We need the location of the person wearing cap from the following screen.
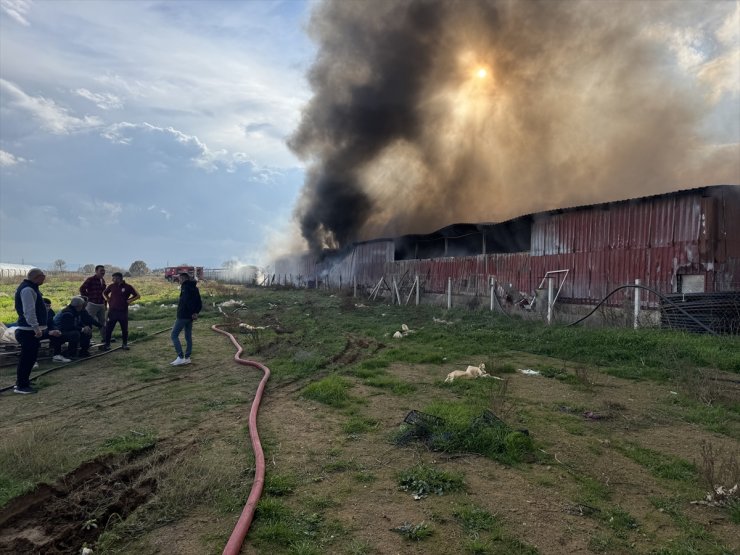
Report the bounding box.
[80,265,107,342]
[170,272,202,366]
[53,296,100,358]
[102,272,140,351]
[12,268,48,394]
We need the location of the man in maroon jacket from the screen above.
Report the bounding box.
[103,272,140,350]
[80,265,107,341]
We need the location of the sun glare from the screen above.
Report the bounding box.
[476,67,488,79]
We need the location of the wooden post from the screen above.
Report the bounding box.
[415,275,419,306]
[353,276,357,298]
[547,277,554,325]
[447,277,452,310]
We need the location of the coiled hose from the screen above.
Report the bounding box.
[211,324,271,555]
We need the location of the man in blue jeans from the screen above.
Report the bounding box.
[170,272,202,366]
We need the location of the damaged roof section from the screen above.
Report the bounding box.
[394,217,533,260]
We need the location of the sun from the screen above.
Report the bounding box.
[476,67,488,79]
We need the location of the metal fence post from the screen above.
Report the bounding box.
[415,275,420,306]
[547,276,554,325]
[447,277,452,310]
[634,279,641,329]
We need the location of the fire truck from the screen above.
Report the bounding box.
[165,265,204,283]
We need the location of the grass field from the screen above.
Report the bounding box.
[0,278,738,554]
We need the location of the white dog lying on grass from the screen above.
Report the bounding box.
[444,363,489,383]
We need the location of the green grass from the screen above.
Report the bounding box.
[250,498,345,552]
[391,521,433,541]
[0,424,78,506]
[397,464,465,498]
[102,430,157,454]
[264,473,298,496]
[300,375,353,408]
[616,444,696,482]
[408,400,535,464]
[453,504,500,533]
[363,373,416,394]
[649,496,733,554]
[604,506,639,535]
[452,505,540,555]
[341,415,378,434]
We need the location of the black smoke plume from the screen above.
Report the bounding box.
[289,0,739,252]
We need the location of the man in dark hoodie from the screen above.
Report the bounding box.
[170,272,202,366]
[13,268,48,394]
[53,296,101,358]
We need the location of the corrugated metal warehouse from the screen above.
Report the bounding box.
[274,184,740,307]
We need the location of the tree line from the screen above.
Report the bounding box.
[51,260,150,276]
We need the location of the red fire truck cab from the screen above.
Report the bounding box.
[165,265,204,283]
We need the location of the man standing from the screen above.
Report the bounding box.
[13,268,48,394]
[80,265,107,341]
[103,272,140,350]
[171,272,202,366]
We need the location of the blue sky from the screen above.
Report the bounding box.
[0,0,314,270]
[1,0,738,271]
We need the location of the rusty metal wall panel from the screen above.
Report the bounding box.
[531,218,544,256]
[719,188,740,259]
[608,203,630,250]
[353,240,394,285]
[674,195,702,244]
[545,217,559,255]
[651,197,675,247]
[628,201,652,248]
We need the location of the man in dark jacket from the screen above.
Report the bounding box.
[13,268,48,394]
[170,272,202,366]
[53,296,101,358]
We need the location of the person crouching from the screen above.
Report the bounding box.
[53,296,97,358]
[103,272,140,351]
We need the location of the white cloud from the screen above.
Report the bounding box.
[0,149,27,167]
[0,0,32,26]
[74,88,123,110]
[80,200,123,224]
[100,121,276,176]
[0,79,102,134]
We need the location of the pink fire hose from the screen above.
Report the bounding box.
[211,324,271,555]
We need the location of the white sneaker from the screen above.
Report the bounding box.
[170,356,187,366]
[182,357,191,365]
[32,362,39,369]
[53,355,72,363]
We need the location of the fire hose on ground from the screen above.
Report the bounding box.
[211,323,271,555]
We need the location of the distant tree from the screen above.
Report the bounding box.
[53,259,66,272]
[129,260,150,276]
[79,264,96,274]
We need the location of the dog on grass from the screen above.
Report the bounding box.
[444,363,488,383]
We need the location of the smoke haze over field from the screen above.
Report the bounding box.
[289,0,740,252]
